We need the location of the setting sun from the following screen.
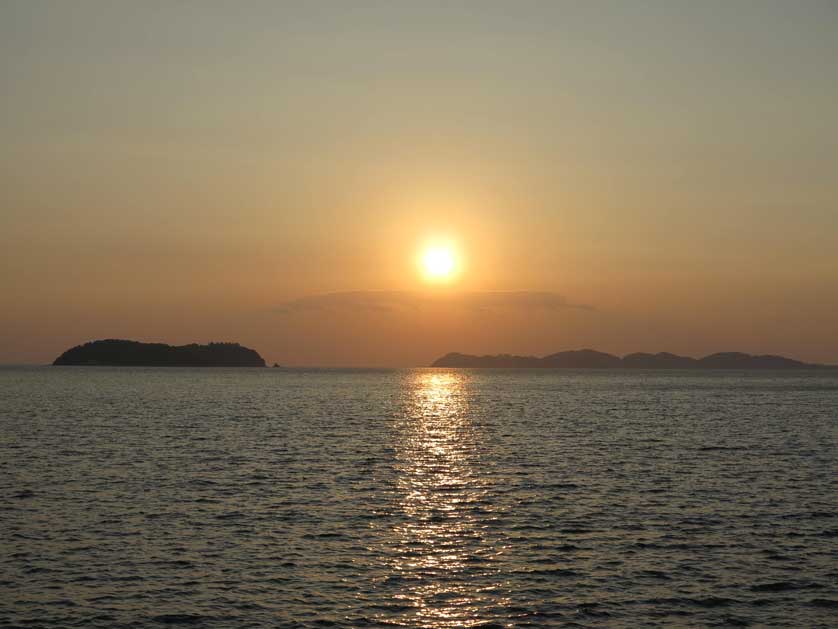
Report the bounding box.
[421,245,457,282]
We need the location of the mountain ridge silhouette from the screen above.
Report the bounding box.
[431,349,825,369]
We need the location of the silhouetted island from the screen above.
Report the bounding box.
[431,349,823,369]
[53,340,266,367]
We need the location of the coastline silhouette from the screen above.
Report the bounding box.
[51,341,828,369]
[53,340,266,367]
[432,349,824,369]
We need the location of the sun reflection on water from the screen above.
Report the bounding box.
[376,371,509,628]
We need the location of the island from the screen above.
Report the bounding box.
[53,340,266,367]
[431,349,824,369]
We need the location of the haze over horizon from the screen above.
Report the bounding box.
[2,1,837,367]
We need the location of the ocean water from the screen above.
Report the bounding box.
[1,366,836,628]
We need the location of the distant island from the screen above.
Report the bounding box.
[53,340,266,367]
[431,349,825,369]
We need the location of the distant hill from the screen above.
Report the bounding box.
[431,349,821,369]
[543,349,622,368]
[53,340,266,367]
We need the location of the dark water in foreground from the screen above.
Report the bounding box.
[1,367,837,628]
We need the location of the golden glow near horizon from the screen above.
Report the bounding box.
[420,244,459,283]
[2,3,838,366]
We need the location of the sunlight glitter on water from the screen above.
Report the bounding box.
[375,372,511,627]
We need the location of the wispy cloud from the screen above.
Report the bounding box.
[276,290,592,315]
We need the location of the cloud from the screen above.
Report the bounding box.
[275,290,592,315]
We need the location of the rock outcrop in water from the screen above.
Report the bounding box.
[431,349,821,369]
[53,339,266,367]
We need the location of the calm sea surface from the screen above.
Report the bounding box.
[1,367,837,628]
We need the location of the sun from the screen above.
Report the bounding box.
[420,245,458,282]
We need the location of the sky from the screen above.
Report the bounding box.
[2,0,837,366]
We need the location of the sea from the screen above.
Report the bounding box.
[1,366,836,628]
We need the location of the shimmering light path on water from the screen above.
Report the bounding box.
[1,367,837,627]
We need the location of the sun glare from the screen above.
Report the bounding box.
[421,245,457,282]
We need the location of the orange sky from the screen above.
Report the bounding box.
[2,2,837,366]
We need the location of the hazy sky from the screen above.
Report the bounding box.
[2,1,837,366]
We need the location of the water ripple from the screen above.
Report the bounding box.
[1,366,837,627]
